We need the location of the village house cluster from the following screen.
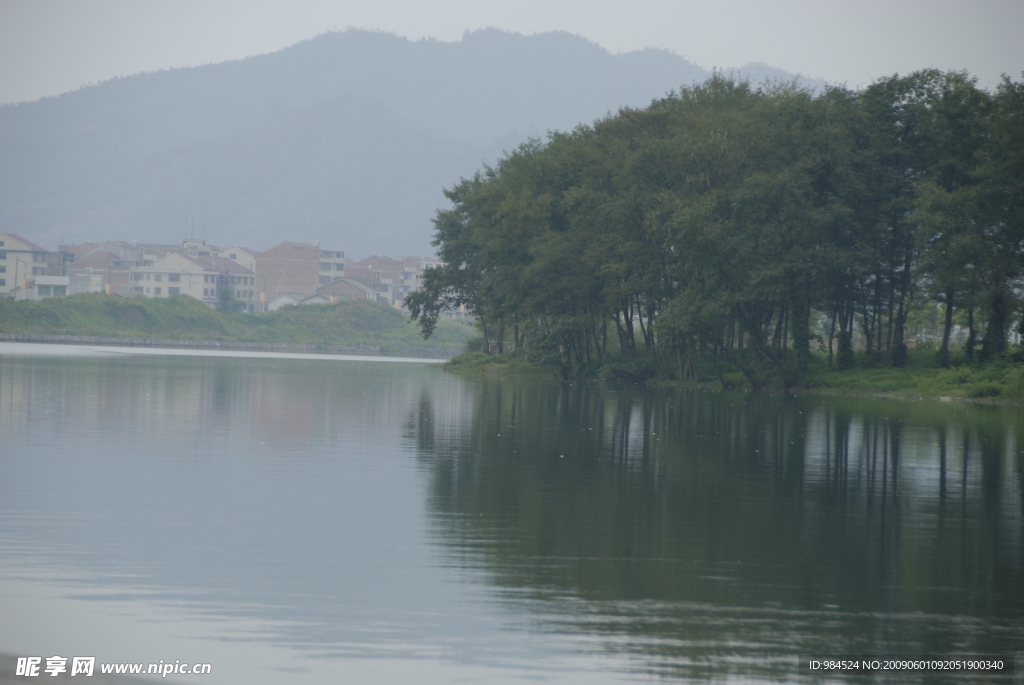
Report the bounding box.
[0,232,449,313]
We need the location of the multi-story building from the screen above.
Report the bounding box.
[254,242,345,309]
[7,233,449,316]
[128,252,257,312]
[222,246,258,273]
[0,233,50,296]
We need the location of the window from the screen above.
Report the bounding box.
[248,290,253,298]
[32,267,45,275]
[154,274,162,282]
[169,273,180,282]
[168,287,180,295]
[0,252,6,260]
[38,285,52,296]
[0,266,4,273]
[229,253,237,260]
[319,276,332,285]
[154,287,161,295]
[0,240,3,246]
[145,287,150,294]
[320,262,331,271]
[33,253,46,262]
[0,279,5,286]
[53,286,66,296]
[145,273,151,280]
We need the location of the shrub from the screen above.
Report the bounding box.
[446,351,490,367]
[937,366,976,386]
[598,358,656,384]
[1003,366,1024,398]
[968,382,1003,398]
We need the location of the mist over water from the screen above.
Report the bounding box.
[1,345,1021,683]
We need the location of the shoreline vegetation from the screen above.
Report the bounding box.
[0,294,472,357]
[407,72,1024,402]
[441,346,1024,403]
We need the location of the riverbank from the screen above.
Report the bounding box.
[0,334,457,359]
[442,349,1024,403]
[0,294,470,358]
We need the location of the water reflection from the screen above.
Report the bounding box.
[411,381,1024,680]
[1,348,1022,683]
[1,352,505,682]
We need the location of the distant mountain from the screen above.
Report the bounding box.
[0,29,825,258]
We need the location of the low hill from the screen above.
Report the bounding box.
[0,294,473,354]
[0,29,823,257]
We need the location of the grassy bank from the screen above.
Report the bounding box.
[0,294,474,353]
[442,346,1024,402]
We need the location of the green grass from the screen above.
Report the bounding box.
[800,349,1024,401]
[441,344,1024,402]
[443,349,560,376]
[0,294,474,352]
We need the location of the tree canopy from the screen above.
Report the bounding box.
[409,71,1024,385]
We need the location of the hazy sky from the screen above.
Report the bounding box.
[1,0,1022,106]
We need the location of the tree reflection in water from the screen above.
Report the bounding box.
[409,380,1024,681]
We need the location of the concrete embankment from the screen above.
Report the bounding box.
[0,334,459,359]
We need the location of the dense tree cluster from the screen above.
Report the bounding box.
[409,71,1024,384]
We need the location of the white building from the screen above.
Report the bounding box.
[128,252,257,311]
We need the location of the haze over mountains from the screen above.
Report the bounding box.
[0,29,824,258]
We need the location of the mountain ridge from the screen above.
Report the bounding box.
[0,29,825,257]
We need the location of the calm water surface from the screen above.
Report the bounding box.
[1,343,1022,683]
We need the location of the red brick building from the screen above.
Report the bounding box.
[255,242,345,309]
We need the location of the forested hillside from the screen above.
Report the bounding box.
[0,29,820,257]
[409,71,1024,388]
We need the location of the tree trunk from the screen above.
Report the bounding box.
[982,282,1010,358]
[938,288,954,367]
[480,315,492,355]
[827,309,836,368]
[791,279,810,374]
[966,305,976,360]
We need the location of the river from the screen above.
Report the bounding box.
[1,343,1021,683]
